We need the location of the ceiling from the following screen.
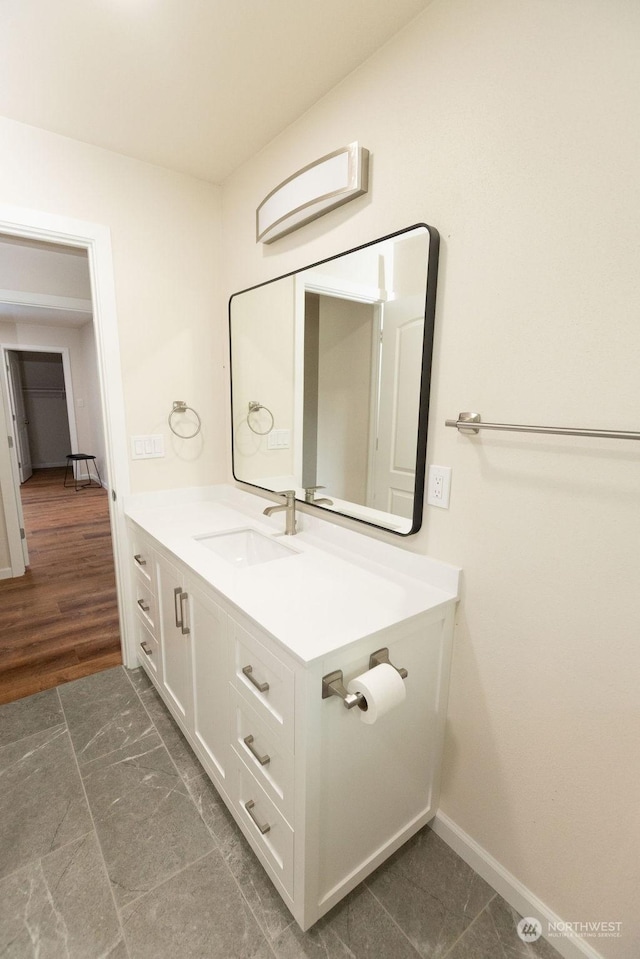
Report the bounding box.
[0,0,432,184]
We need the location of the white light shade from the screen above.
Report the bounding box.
[256,142,369,244]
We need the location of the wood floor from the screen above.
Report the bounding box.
[0,468,122,704]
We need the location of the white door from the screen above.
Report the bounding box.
[190,582,229,790]
[6,352,32,483]
[157,553,193,725]
[1,351,29,567]
[371,295,424,519]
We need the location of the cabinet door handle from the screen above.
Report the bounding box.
[134,553,147,566]
[173,587,190,634]
[137,598,150,613]
[244,799,270,835]
[179,591,190,635]
[140,641,153,656]
[242,665,269,693]
[243,734,270,766]
[173,586,182,627]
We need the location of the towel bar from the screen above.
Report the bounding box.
[445,412,640,442]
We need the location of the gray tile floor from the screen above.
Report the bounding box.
[0,666,561,959]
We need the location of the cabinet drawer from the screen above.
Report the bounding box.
[131,535,154,590]
[134,577,157,631]
[136,618,160,680]
[233,756,294,899]
[230,686,294,825]
[231,619,294,750]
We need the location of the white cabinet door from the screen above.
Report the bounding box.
[156,553,193,726]
[189,581,229,792]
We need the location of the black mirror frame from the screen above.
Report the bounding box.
[229,222,440,536]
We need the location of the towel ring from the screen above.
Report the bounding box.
[168,401,202,439]
[247,400,274,436]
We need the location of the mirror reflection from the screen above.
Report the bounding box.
[229,223,439,535]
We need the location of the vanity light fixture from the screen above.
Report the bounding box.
[256,142,369,244]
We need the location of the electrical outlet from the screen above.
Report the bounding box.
[427,465,452,508]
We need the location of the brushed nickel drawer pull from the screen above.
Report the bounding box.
[244,799,270,835]
[242,665,269,693]
[174,587,191,634]
[174,586,183,628]
[140,641,153,656]
[179,591,190,635]
[244,734,270,766]
[134,553,147,566]
[137,598,150,613]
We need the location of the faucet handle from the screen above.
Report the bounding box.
[276,489,297,502]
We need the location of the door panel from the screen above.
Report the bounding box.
[157,554,192,724]
[372,295,423,517]
[7,352,32,483]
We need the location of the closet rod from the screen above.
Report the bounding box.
[445,412,640,442]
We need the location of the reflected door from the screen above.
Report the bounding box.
[371,295,424,518]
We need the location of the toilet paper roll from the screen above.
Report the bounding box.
[346,662,406,724]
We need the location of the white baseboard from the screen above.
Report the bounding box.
[431,812,604,959]
[0,566,13,580]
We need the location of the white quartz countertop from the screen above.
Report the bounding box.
[125,486,460,664]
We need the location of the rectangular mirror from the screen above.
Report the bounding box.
[229,223,439,535]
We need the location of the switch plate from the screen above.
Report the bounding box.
[131,434,165,459]
[427,465,452,508]
[267,429,290,450]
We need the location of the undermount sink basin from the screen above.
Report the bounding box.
[194,528,298,568]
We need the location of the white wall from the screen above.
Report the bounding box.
[0,236,91,298]
[0,115,224,564]
[80,323,106,475]
[230,276,296,484]
[220,1,640,956]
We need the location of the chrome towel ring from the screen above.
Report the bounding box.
[168,401,202,439]
[247,400,274,436]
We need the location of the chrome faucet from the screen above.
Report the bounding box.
[263,490,297,535]
[304,485,333,506]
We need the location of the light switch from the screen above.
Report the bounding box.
[131,434,166,459]
[267,429,290,450]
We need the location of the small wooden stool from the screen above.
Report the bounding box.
[64,454,102,491]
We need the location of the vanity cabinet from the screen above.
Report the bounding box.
[126,507,458,931]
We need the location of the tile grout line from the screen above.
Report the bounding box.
[0,719,92,886]
[439,893,499,959]
[486,899,523,959]
[0,825,96,887]
[362,881,431,958]
[124,665,282,955]
[0,718,67,751]
[118,847,219,914]
[56,684,133,959]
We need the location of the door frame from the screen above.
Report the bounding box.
[0,203,133,665]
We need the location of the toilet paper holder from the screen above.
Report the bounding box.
[322,647,408,709]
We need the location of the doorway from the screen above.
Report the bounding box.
[4,349,76,483]
[0,207,132,702]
